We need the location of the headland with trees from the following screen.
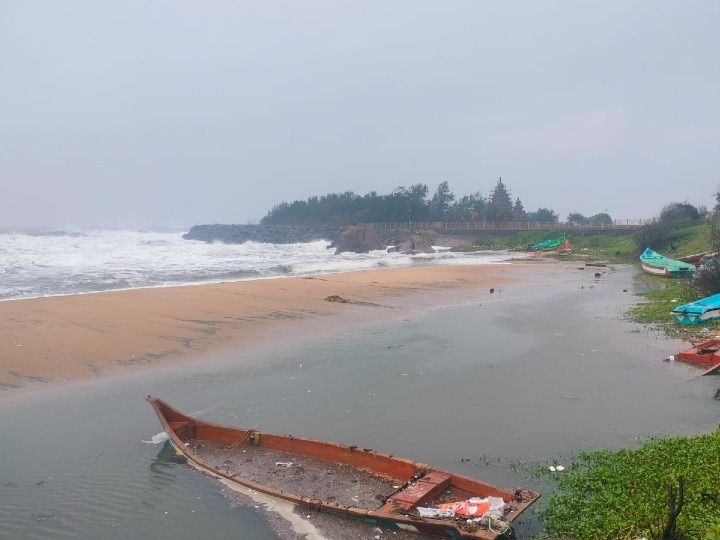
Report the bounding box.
[261,177,614,227]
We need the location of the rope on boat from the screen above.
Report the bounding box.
[229,426,258,449]
[487,516,510,535]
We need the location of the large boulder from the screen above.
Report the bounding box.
[392,235,435,254]
[334,227,383,255]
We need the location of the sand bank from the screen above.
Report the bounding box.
[0,261,575,391]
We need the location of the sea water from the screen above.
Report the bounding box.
[2,233,720,539]
[0,226,518,301]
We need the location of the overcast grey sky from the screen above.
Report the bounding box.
[2,1,718,228]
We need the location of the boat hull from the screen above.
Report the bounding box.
[639,248,695,278]
[677,338,720,365]
[672,293,720,325]
[147,396,539,540]
[641,261,672,276]
[673,309,720,325]
[555,239,573,254]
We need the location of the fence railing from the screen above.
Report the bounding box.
[366,219,653,231]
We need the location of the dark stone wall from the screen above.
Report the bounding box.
[182,224,406,246]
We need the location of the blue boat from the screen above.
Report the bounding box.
[673,293,720,325]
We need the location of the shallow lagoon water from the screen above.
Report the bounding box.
[2,265,719,539]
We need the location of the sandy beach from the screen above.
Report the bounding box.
[5,259,720,540]
[0,262,570,392]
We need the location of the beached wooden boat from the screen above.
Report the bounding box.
[555,238,573,255]
[529,232,566,252]
[676,338,720,366]
[680,251,720,264]
[147,396,539,539]
[673,293,720,325]
[639,248,695,277]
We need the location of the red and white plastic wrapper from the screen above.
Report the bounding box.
[438,499,489,516]
[418,496,505,518]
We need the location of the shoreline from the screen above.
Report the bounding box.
[0,262,577,395]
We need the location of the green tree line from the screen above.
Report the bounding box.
[261,178,609,226]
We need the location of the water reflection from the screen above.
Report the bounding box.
[149,440,187,490]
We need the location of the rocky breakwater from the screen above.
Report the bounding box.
[183,224,348,244]
[182,224,442,254]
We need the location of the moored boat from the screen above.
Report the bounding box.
[673,293,720,325]
[529,232,566,252]
[676,338,720,365]
[639,248,695,277]
[147,396,540,539]
[555,238,573,255]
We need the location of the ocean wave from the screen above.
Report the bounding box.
[0,228,522,301]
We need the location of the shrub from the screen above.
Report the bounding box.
[710,212,720,250]
[692,264,720,297]
[660,203,701,227]
[540,428,720,539]
[634,222,674,252]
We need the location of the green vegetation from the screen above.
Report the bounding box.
[628,275,696,324]
[625,274,720,339]
[668,224,713,256]
[568,233,638,263]
[539,429,720,539]
[621,221,717,336]
[490,231,638,263]
[261,178,586,225]
[568,212,613,225]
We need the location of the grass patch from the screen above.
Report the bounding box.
[471,231,638,262]
[628,276,697,325]
[539,428,720,540]
[665,224,712,257]
[626,274,720,340]
[563,234,637,263]
[466,222,713,264]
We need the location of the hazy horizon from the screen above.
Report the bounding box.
[2,1,718,229]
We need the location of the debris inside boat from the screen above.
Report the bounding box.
[185,439,533,535]
[188,440,399,510]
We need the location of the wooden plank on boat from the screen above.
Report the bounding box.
[381,471,452,511]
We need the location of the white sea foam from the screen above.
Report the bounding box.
[0,227,522,301]
[142,431,169,445]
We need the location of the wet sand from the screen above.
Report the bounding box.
[0,262,570,392]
